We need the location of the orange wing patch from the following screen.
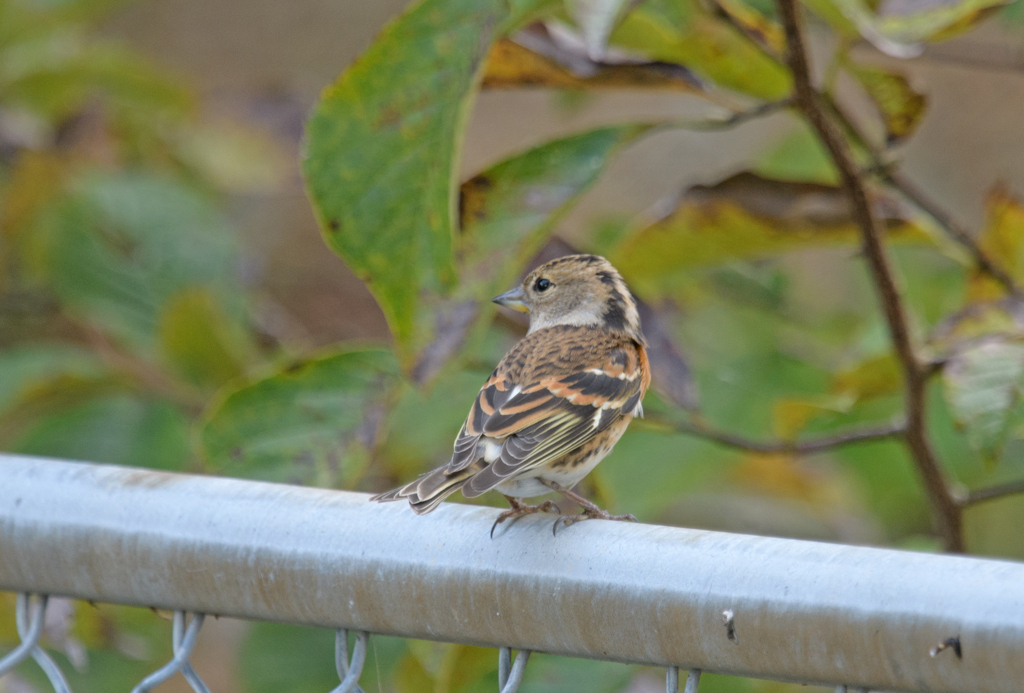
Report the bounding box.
[447,330,650,488]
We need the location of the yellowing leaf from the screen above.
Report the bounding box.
[773,400,822,441]
[158,289,251,388]
[968,187,1024,301]
[0,345,104,416]
[0,593,16,646]
[481,37,704,92]
[0,150,67,240]
[772,396,850,440]
[931,299,1024,354]
[4,36,194,121]
[403,641,497,693]
[611,8,792,99]
[174,121,289,194]
[832,353,902,401]
[731,453,851,510]
[846,62,927,143]
[733,453,814,500]
[614,172,929,282]
[0,373,131,445]
[396,650,436,693]
[711,0,786,55]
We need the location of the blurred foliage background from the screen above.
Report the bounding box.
[3,0,1024,690]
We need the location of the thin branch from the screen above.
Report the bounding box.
[912,49,1024,76]
[672,419,905,454]
[668,99,791,131]
[776,0,965,552]
[708,0,783,62]
[818,93,1023,297]
[962,479,1024,507]
[882,169,1022,296]
[701,0,1020,297]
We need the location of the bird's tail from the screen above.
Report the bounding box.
[370,465,476,515]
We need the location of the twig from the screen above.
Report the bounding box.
[961,479,1024,507]
[701,0,1019,296]
[707,0,783,62]
[882,170,1021,296]
[818,93,1022,297]
[668,99,791,131]
[776,0,965,552]
[672,419,905,454]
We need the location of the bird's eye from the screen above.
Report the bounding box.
[534,278,552,292]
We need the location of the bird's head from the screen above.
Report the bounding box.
[492,254,644,342]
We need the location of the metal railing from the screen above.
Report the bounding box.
[1,453,1023,693]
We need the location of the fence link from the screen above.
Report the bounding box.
[2,454,1024,693]
[333,629,367,693]
[131,611,209,693]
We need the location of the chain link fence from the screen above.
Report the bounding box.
[2,454,1023,693]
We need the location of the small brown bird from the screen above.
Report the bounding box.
[371,254,650,534]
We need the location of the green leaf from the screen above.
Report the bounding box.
[303,0,554,363]
[0,372,132,446]
[846,61,927,143]
[34,170,240,346]
[415,125,650,384]
[613,172,930,285]
[460,124,651,295]
[11,394,191,471]
[756,125,838,185]
[0,344,103,415]
[518,655,635,693]
[240,623,407,693]
[943,337,1024,464]
[609,6,792,100]
[1,33,193,121]
[200,347,399,487]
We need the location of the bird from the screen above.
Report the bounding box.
[370,254,650,534]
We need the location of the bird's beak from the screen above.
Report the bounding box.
[492,285,528,312]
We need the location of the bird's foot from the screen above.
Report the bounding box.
[491,498,561,538]
[536,479,637,534]
[552,507,638,535]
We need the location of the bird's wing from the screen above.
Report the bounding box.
[449,334,648,497]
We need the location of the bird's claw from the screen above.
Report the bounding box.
[490,500,561,538]
[551,509,638,535]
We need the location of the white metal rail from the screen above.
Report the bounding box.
[1,454,1023,693]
